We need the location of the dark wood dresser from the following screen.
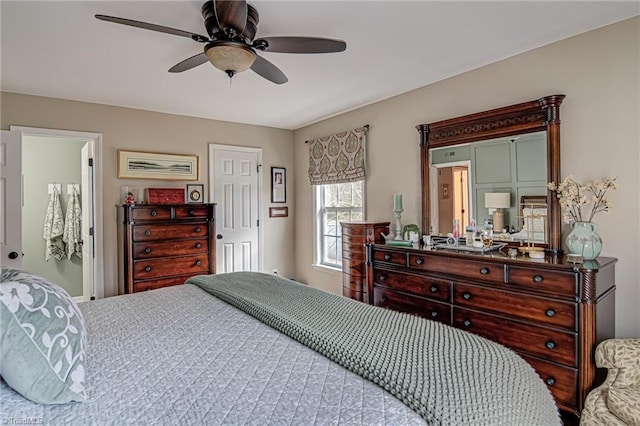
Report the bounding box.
[365,243,616,417]
[117,203,216,293]
[340,222,390,302]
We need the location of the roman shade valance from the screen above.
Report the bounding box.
[307,126,368,185]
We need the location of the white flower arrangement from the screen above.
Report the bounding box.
[547,176,617,224]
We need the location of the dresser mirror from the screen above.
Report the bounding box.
[416,95,566,253]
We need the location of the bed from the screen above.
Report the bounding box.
[0,269,560,425]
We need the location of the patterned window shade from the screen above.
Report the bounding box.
[307,126,368,185]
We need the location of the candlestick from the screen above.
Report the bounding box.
[394,193,403,211]
[394,208,403,240]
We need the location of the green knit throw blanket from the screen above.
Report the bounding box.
[187,272,560,425]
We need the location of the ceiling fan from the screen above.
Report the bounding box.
[95,0,346,84]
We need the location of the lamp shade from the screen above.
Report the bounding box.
[485,192,511,209]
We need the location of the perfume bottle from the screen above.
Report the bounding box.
[481,219,494,247]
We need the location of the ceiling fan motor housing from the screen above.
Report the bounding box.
[201,1,259,43]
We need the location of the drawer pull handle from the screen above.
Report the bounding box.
[416,258,424,265]
[144,247,152,254]
[150,210,157,217]
[430,286,438,293]
[189,210,196,216]
[430,311,438,318]
[462,319,472,327]
[384,254,391,261]
[480,267,489,275]
[144,230,151,236]
[379,275,386,281]
[195,243,202,249]
[463,292,472,300]
[546,309,556,317]
[533,275,544,283]
[545,377,556,386]
[195,227,202,233]
[196,260,202,266]
[545,340,556,350]
[144,266,152,272]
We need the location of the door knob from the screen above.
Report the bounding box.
[8,252,19,260]
[216,234,223,240]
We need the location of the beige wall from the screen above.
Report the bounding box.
[293,17,640,337]
[1,94,296,297]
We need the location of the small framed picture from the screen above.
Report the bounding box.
[186,184,204,204]
[271,167,286,203]
[269,206,288,218]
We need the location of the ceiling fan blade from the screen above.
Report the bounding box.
[256,36,346,54]
[168,53,209,73]
[213,0,247,35]
[95,15,210,42]
[250,55,288,85]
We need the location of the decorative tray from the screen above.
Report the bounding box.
[433,242,507,253]
[385,240,414,247]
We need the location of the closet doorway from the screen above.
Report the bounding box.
[9,126,104,301]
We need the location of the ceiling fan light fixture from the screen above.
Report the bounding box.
[205,42,256,76]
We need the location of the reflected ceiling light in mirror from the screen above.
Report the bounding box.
[485,192,511,232]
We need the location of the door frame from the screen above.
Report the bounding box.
[10,125,104,300]
[208,143,263,272]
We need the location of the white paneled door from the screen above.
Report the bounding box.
[210,145,261,273]
[1,130,22,269]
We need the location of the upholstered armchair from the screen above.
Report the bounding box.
[581,338,640,426]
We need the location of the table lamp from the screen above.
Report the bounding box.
[485,192,511,232]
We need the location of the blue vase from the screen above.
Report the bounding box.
[566,221,602,260]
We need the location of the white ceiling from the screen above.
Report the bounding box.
[2,1,638,130]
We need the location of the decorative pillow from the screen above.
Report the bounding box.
[0,268,86,404]
[607,385,640,426]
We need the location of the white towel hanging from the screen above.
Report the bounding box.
[43,185,65,261]
[63,185,83,260]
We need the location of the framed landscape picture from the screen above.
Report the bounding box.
[118,150,198,180]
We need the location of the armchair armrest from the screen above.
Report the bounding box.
[595,339,640,370]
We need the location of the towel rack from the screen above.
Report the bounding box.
[47,183,61,195]
[67,183,80,195]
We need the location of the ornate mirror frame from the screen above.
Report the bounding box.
[416,94,566,253]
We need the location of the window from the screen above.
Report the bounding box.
[315,181,364,268]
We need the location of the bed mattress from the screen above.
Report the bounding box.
[0,284,423,425]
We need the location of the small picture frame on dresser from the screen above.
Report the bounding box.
[186,184,204,204]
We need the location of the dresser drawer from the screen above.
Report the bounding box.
[342,233,365,246]
[133,254,209,279]
[342,245,365,260]
[453,308,577,366]
[133,222,208,241]
[175,206,209,219]
[410,255,504,284]
[373,269,451,302]
[132,206,172,221]
[343,273,364,291]
[133,274,202,292]
[373,249,406,266]
[133,238,208,259]
[374,287,450,324]
[522,355,578,407]
[508,266,578,298]
[453,283,576,330]
[342,256,366,277]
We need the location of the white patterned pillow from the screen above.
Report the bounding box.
[0,269,86,404]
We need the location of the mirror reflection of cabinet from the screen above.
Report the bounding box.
[417,95,565,253]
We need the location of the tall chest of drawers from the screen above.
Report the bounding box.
[340,222,390,302]
[366,244,616,417]
[118,203,216,293]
